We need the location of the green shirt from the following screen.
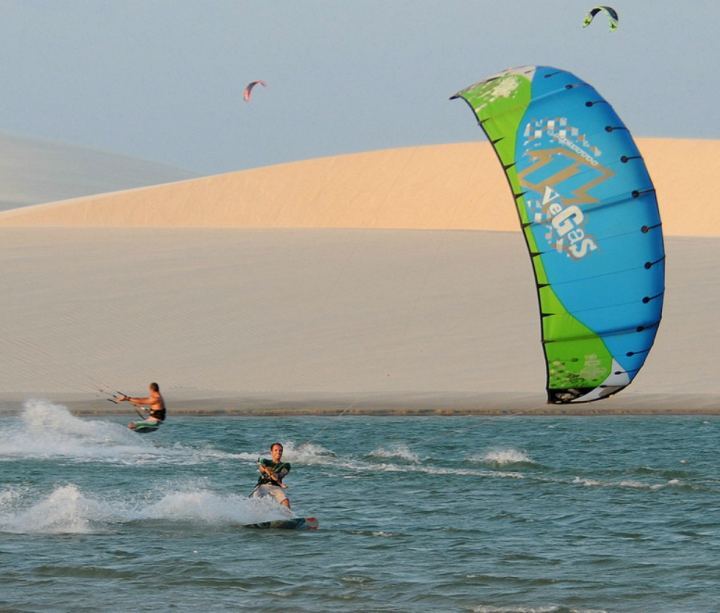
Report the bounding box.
[257,458,291,486]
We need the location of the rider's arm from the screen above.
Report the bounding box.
[257,459,274,478]
[258,460,288,487]
[120,392,159,407]
[125,396,152,406]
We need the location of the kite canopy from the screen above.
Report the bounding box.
[583,6,619,30]
[243,80,267,102]
[452,66,664,404]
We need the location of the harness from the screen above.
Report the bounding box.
[149,407,166,421]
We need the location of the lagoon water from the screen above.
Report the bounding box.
[1,400,719,612]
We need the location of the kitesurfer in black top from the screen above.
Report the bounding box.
[117,382,166,430]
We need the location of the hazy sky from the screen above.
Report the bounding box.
[0,1,716,174]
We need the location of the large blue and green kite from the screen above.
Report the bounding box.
[453,66,665,403]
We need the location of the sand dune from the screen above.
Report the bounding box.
[0,138,717,235]
[0,132,195,213]
[1,139,718,413]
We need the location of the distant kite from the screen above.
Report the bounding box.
[243,80,267,102]
[583,6,619,31]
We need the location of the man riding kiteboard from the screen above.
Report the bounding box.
[252,442,291,509]
[116,382,166,431]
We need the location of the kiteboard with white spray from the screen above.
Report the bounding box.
[245,454,319,530]
[105,390,161,433]
[131,419,160,434]
[245,517,319,530]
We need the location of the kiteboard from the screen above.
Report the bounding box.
[246,517,318,530]
[129,406,160,433]
[132,423,160,434]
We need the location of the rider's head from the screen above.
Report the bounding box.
[149,382,159,392]
[270,442,283,461]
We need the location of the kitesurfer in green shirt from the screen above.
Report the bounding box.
[252,442,291,509]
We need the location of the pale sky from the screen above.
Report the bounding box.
[0,1,715,174]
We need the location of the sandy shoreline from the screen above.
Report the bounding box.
[2,391,719,416]
[1,229,718,415]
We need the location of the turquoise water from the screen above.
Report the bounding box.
[1,400,719,612]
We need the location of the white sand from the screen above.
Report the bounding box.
[0,229,716,414]
[0,140,717,414]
